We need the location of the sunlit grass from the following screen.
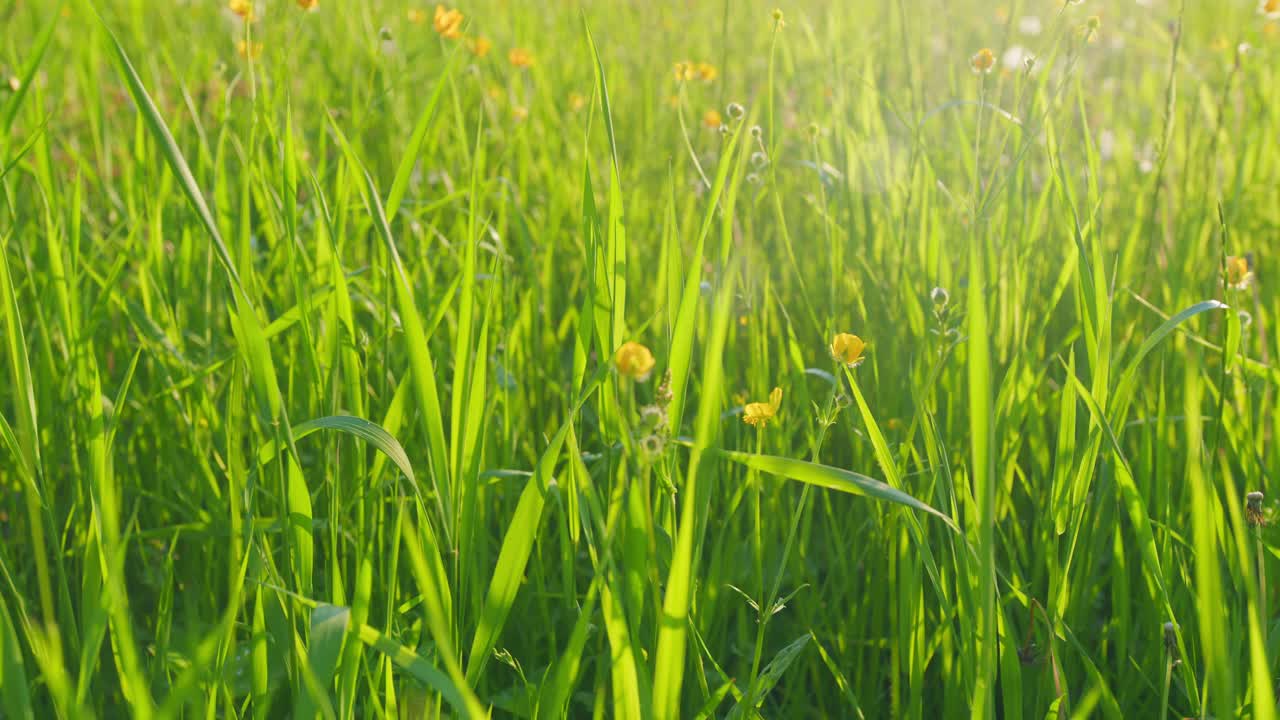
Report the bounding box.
[1,0,1279,717]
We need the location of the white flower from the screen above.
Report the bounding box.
[1001,46,1035,72]
[1098,130,1115,161]
[1135,143,1156,174]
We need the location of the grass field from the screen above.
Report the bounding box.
[1,0,1279,717]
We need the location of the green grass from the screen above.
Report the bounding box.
[2,0,1280,717]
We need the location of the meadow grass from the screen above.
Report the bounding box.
[1,0,1279,717]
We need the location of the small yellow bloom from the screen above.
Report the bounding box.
[673,61,696,82]
[697,62,718,82]
[512,105,529,122]
[971,48,996,74]
[702,109,723,128]
[1226,255,1253,290]
[829,333,866,368]
[886,418,904,432]
[236,39,264,59]
[433,5,464,39]
[743,387,782,428]
[509,47,535,68]
[468,36,492,57]
[408,8,427,24]
[568,91,587,112]
[296,0,318,9]
[771,8,785,27]
[229,0,254,20]
[615,341,656,381]
[1262,0,1280,16]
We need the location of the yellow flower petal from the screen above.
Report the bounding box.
[468,36,492,57]
[743,387,782,427]
[433,5,464,39]
[971,48,996,74]
[229,0,255,20]
[829,333,866,368]
[615,341,656,381]
[1226,255,1253,290]
[509,47,535,68]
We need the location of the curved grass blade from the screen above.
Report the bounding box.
[294,604,350,719]
[256,414,415,486]
[1112,300,1227,420]
[0,592,32,719]
[726,634,810,719]
[386,45,463,220]
[97,7,284,426]
[1,0,60,136]
[465,368,607,684]
[652,264,737,720]
[328,116,452,540]
[714,449,957,531]
[399,514,486,718]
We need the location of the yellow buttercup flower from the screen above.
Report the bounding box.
[697,62,718,82]
[702,109,723,128]
[615,341,656,381]
[229,0,254,20]
[568,91,587,112]
[433,5,464,39]
[509,47,535,68]
[408,8,427,24]
[297,0,318,9]
[468,36,492,57]
[673,61,696,82]
[1226,255,1253,290]
[971,48,996,74]
[829,333,866,368]
[512,105,529,122]
[236,39,264,59]
[743,387,782,428]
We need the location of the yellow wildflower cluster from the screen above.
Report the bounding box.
[742,332,869,429]
[408,6,487,58]
[236,39,264,59]
[674,61,718,83]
